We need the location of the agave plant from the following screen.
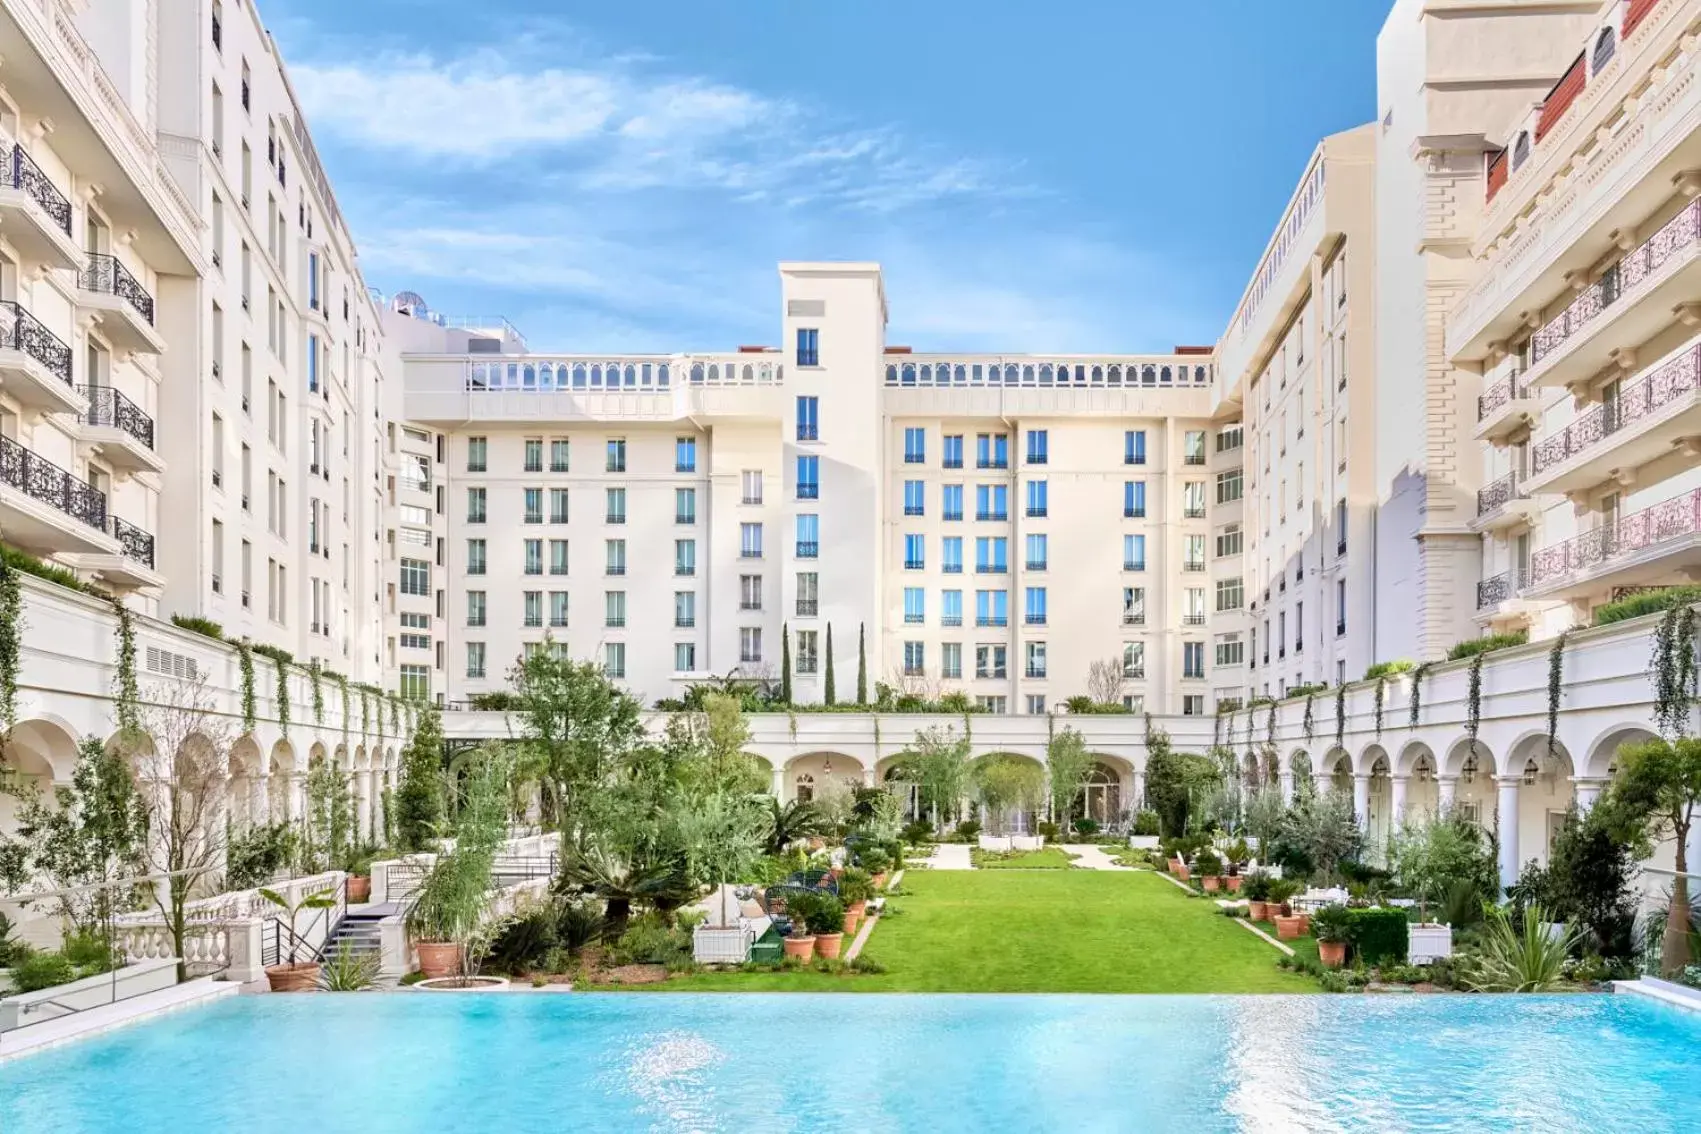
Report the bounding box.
[1463,904,1579,992]
[318,941,382,991]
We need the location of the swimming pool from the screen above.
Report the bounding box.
[1,993,1696,1131]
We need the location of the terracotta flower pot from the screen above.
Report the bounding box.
[1225,875,1243,893]
[783,935,816,961]
[847,900,868,920]
[1201,875,1221,893]
[1318,940,1348,969]
[1296,914,1312,936]
[1247,900,1269,922]
[842,911,861,935]
[264,962,321,993]
[1274,915,1305,941]
[814,932,844,960]
[346,875,371,903]
[1173,861,1190,881]
[415,941,464,979]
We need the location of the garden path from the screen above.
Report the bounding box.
[1061,844,1135,871]
[928,844,974,870]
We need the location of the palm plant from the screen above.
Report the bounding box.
[318,941,382,991]
[559,840,692,940]
[764,797,827,854]
[1463,904,1579,992]
[258,885,338,966]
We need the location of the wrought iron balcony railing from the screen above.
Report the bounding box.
[80,385,155,449]
[1531,487,1701,587]
[113,517,154,568]
[1476,567,1525,609]
[0,434,107,531]
[81,254,156,325]
[0,300,73,386]
[1532,343,1701,475]
[3,139,72,235]
[1477,374,1527,421]
[1476,472,1521,517]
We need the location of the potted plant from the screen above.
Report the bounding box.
[258,885,338,992]
[860,847,892,890]
[838,869,874,935]
[1225,862,1244,893]
[803,892,847,960]
[1268,881,1306,939]
[340,845,376,904]
[1244,874,1272,921]
[1312,904,1352,968]
[780,892,817,961]
[1195,849,1223,893]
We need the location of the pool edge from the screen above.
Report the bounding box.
[1612,977,1701,1013]
[0,977,240,1064]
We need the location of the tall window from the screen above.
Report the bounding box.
[796,630,819,674]
[1024,587,1047,626]
[1123,587,1145,625]
[1122,641,1145,678]
[605,487,626,524]
[398,666,430,701]
[1184,430,1207,465]
[466,591,487,627]
[942,434,964,469]
[975,537,1007,574]
[796,514,819,558]
[904,534,925,570]
[399,558,429,596]
[942,484,964,522]
[465,642,486,679]
[741,522,763,558]
[675,539,697,576]
[741,469,763,505]
[550,591,569,627]
[1124,481,1146,518]
[904,479,925,516]
[675,643,696,673]
[1216,469,1243,504]
[523,438,542,472]
[1025,533,1047,571]
[903,641,925,676]
[467,437,487,472]
[675,436,697,473]
[1183,534,1207,571]
[975,484,1008,521]
[796,327,819,367]
[904,427,926,464]
[1124,534,1146,571]
[796,572,818,616]
[1216,576,1244,611]
[549,539,569,575]
[1184,587,1206,625]
[523,488,542,524]
[976,433,1009,469]
[904,587,925,624]
[550,488,569,524]
[1026,429,1048,465]
[941,642,963,679]
[466,539,486,575]
[604,643,626,679]
[941,536,962,574]
[606,438,626,473]
[1183,482,1206,519]
[550,438,570,472]
[740,574,763,611]
[674,591,697,628]
[1025,641,1047,678]
[796,455,820,499]
[796,395,819,441]
[1025,480,1048,518]
[1124,430,1147,465]
[675,487,696,525]
[605,591,626,627]
[941,590,963,627]
[975,589,1008,627]
[606,539,627,576]
[1183,641,1205,679]
[523,539,542,575]
[740,628,763,663]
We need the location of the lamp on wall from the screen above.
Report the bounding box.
[1415,757,1433,783]
[1462,754,1478,785]
[1523,757,1539,787]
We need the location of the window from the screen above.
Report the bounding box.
[1183,641,1206,679]
[523,591,543,627]
[523,488,543,524]
[605,591,626,628]
[741,523,764,558]
[466,591,487,627]
[1183,535,1207,571]
[1183,481,1206,519]
[550,488,569,524]
[797,572,819,616]
[1216,577,1244,611]
[943,434,964,469]
[796,395,819,441]
[942,484,964,522]
[904,533,925,570]
[675,488,696,525]
[941,589,963,627]
[1124,481,1146,518]
[604,643,626,679]
[1336,499,1348,554]
[1183,587,1207,626]
[1216,426,1243,453]
[976,433,1009,469]
[1124,534,1146,571]
[1026,694,1047,715]
[975,589,1008,627]
[942,536,963,574]
[467,488,486,523]
[465,539,487,576]
[1295,462,1305,512]
[796,514,819,558]
[606,539,627,576]
[523,438,542,472]
[1124,430,1147,465]
[675,591,697,628]
[1123,587,1145,625]
[1182,695,1205,717]
[1025,641,1047,678]
[904,427,926,464]
[399,665,430,702]
[796,327,819,367]
[1026,479,1048,518]
[796,630,819,674]
[1123,694,1145,713]
[550,539,569,575]
[941,642,963,678]
[550,438,570,472]
[1026,429,1048,465]
[1122,642,1145,679]
[1337,579,1347,635]
[675,437,696,473]
[977,695,1008,714]
[903,641,925,676]
[1295,601,1304,652]
[904,479,925,516]
[904,587,925,624]
[675,539,697,576]
[605,439,626,473]
[1217,524,1243,558]
[1184,430,1207,465]
[550,591,569,628]
[605,488,626,524]
[740,575,763,611]
[740,627,763,664]
[975,644,1008,679]
[796,455,820,499]
[975,484,1008,521]
[975,537,1008,574]
[524,539,543,575]
[1217,469,1243,505]
[1024,587,1047,626]
[400,558,429,596]
[741,469,763,505]
[675,643,697,673]
[1025,533,1047,571]
[466,642,486,679]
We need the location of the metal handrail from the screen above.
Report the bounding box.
[0,433,107,531]
[80,253,156,324]
[0,299,73,385]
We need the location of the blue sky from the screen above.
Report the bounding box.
[264,0,1386,354]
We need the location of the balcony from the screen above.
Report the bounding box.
[1474,374,1539,444]
[1476,567,1529,614]
[976,564,1007,575]
[1471,472,1539,533]
[941,614,962,627]
[1523,341,1701,497]
[1025,560,1046,572]
[1124,560,1146,572]
[1183,613,1206,626]
[0,300,81,415]
[1522,200,1701,395]
[1183,560,1206,573]
[77,385,162,474]
[1122,613,1145,626]
[1527,486,1701,599]
[799,484,820,501]
[975,511,1007,522]
[796,600,818,617]
[0,433,115,555]
[795,542,819,559]
[0,135,81,269]
[1024,667,1047,679]
[78,516,162,590]
[1025,613,1046,626]
[976,616,1008,628]
[77,255,163,354]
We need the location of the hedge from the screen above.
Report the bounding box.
[1592,585,1701,626]
[1445,631,1527,661]
[1345,907,1409,965]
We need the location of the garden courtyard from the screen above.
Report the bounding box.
[660,868,1314,993]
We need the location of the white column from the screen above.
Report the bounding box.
[1437,775,1457,812]
[1278,770,1294,805]
[1573,777,1605,813]
[1390,775,1409,830]
[285,773,304,822]
[862,766,876,788]
[354,774,372,842]
[1496,775,1521,891]
[770,766,784,799]
[1352,773,1371,823]
[251,774,270,827]
[1133,770,1146,810]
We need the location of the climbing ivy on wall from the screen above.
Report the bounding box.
[1303,691,1316,746]
[236,641,257,735]
[390,695,400,734]
[1408,662,1432,731]
[1265,702,1277,747]
[309,662,325,726]
[1650,604,1697,737]
[1546,630,1569,755]
[1334,683,1347,748]
[0,560,21,731]
[1373,676,1388,738]
[273,659,290,737]
[333,672,350,737]
[110,597,139,737]
[1465,650,1485,743]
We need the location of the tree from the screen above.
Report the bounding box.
[896,725,973,829]
[763,797,828,854]
[824,624,836,705]
[856,623,868,705]
[1087,657,1125,706]
[1045,726,1096,826]
[1389,807,1499,920]
[1272,790,1364,883]
[1595,736,1701,976]
[0,736,146,933]
[975,755,1044,834]
[393,704,445,851]
[1143,726,1219,836]
[1545,805,1639,959]
[780,623,793,705]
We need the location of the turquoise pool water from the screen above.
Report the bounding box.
[1,993,1697,1132]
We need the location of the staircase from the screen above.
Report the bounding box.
[319,907,386,964]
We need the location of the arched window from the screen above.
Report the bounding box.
[794,773,815,803]
[690,362,706,384]
[1141,365,1156,386]
[885,364,898,384]
[1075,763,1122,826]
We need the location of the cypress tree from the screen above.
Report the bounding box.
[824,623,836,705]
[856,622,868,705]
[780,622,793,704]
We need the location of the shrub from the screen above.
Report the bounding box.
[1243,874,1272,902]
[1285,683,1329,699]
[1072,818,1099,836]
[170,613,226,641]
[1036,821,1060,840]
[557,901,602,954]
[318,942,381,991]
[467,691,522,711]
[608,914,691,966]
[1194,849,1223,876]
[10,951,77,993]
[837,868,875,906]
[1445,631,1527,661]
[954,820,981,840]
[1311,904,1353,943]
[1462,904,1577,991]
[225,820,297,890]
[1345,907,1410,964]
[0,912,27,968]
[59,930,119,972]
[1592,584,1701,625]
[1,543,91,594]
[800,893,845,936]
[856,846,892,875]
[1363,660,1415,681]
[1132,810,1160,836]
[485,903,561,973]
[900,820,935,846]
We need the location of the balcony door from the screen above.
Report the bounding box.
[1601,378,1623,435]
[1599,491,1621,559]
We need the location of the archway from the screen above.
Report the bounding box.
[1289,749,1314,801]
[1076,762,1123,829]
[1506,733,1576,870]
[1364,752,1394,859]
[1443,739,1498,832]
[881,763,922,821]
[229,735,265,827]
[1583,724,1658,782]
[1398,742,1440,825]
[1327,749,1352,797]
[785,752,864,806]
[973,752,1046,835]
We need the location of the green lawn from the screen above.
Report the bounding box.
[654,869,1314,993]
[970,847,1077,869]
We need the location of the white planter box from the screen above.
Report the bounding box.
[1127,836,1161,850]
[1010,835,1045,852]
[692,924,756,965]
[1408,923,1453,964]
[0,957,178,1031]
[0,968,11,994]
[978,835,1013,852]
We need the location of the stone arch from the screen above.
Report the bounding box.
[879,760,922,821]
[1324,746,1353,795]
[1361,745,1395,852]
[972,751,1046,835]
[228,734,264,826]
[1581,723,1658,780]
[1443,738,1497,830]
[1355,742,1390,777]
[0,718,79,835]
[784,751,864,803]
[1398,740,1441,824]
[1506,732,1576,869]
[1077,761,1124,828]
